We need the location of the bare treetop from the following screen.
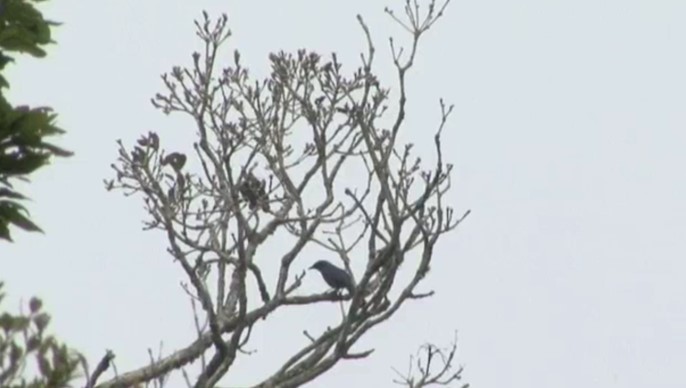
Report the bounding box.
[102,1,469,387]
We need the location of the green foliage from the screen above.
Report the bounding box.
[0,2,85,384]
[0,282,85,387]
[0,0,72,241]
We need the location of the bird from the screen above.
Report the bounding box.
[238,172,270,212]
[161,152,187,172]
[309,260,354,294]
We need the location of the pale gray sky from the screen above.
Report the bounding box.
[4,0,686,387]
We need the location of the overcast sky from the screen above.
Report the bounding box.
[4,0,686,387]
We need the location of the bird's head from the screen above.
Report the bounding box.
[309,260,329,271]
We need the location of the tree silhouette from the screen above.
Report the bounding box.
[101,1,469,386]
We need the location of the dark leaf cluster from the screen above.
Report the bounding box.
[0,282,85,387]
[0,0,71,241]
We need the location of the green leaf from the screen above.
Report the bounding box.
[11,316,30,331]
[33,312,50,332]
[0,202,42,235]
[36,353,52,377]
[8,208,43,233]
[0,153,50,175]
[0,52,14,69]
[0,28,46,58]
[0,221,11,241]
[26,335,40,352]
[0,312,14,332]
[11,111,51,141]
[10,342,23,364]
[34,20,52,45]
[40,142,73,157]
[0,188,27,200]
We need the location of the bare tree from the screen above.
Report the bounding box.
[100,0,469,387]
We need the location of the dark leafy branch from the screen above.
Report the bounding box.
[0,1,86,386]
[0,0,72,241]
[0,282,86,387]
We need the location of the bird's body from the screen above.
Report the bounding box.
[239,172,270,211]
[310,260,354,294]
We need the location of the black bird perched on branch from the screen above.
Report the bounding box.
[310,260,354,294]
[238,172,270,212]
